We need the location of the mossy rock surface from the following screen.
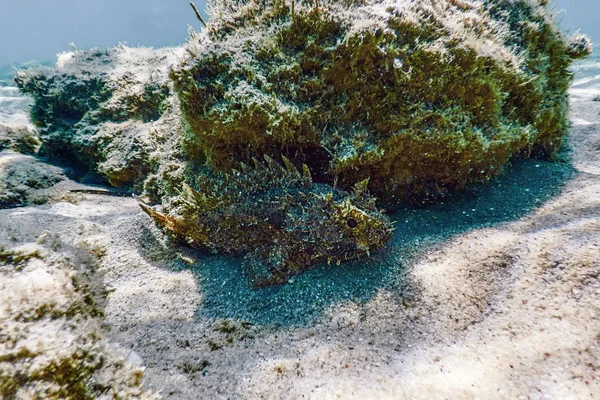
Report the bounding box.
[0,123,40,155]
[173,0,589,203]
[0,238,158,399]
[15,46,184,190]
[12,0,590,205]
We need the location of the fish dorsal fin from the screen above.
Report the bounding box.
[281,155,300,178]
[182,183,205,205]
[263,154,283,174]
[239,162,251,175]
[252,157,264,171]
[183,180,229,211]
[227,168,242,186]
[301,164,312,183]
[353,178,370,197]
[195,174,215,195]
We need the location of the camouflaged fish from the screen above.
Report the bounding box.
[135,155,393,288]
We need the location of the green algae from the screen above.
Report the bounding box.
[0,123,41,155]
[173,0,589,204]
[12,0,589,205]
[97,82,171,124]
[15,71,111,165]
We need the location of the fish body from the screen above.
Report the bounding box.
[136,156,393,288]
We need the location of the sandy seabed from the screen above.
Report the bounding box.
[1,96,599,398]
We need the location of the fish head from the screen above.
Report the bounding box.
[313,186,393,261]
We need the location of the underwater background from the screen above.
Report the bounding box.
[1,2,599,398]
[0,1,597,326]
[0,0,595,63]
[1,51,597,325]
[570,54,600,102]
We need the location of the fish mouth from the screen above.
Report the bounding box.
[356,243,371,257]
[351,239,388,259]
[328,231,391,262]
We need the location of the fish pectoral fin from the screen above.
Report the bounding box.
[243,245,294,289]
[133,195,183,236]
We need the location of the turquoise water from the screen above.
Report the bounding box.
[0,85,31,127]
[0,63,31,126]
[570,54,600,101]
[0,61,53,127]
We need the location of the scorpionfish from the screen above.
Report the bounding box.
[136,155,393,288]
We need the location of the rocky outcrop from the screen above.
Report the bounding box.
[0,152,66,208]
[15,0,590,206]
[0,123,40,155]
[173,0,590,203]
[15,46,185,191]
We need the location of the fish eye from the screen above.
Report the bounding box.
[346,218,358,229]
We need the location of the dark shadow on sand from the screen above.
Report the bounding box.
[138,157,574,328]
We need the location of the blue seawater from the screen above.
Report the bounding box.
[570,54,600,102]
[0,61,52,127]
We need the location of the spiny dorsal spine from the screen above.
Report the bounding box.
[183,155,314,209]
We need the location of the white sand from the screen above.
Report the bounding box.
[1,98,599,398]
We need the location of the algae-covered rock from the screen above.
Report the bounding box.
[0,122,41,155]
[13,0,589,208]
[15,46,185,190]
[0,151,66,208]
[173,0,589,203]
